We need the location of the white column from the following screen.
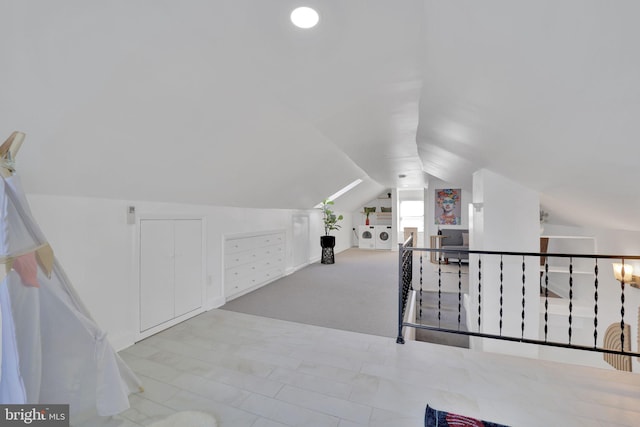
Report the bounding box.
[469,169,540,358]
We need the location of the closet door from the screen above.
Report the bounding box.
[139,218,203,333]
[174,219,203,317]
[139,220,174,332]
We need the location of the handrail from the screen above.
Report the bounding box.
[409,246,640,260]
[396,233,414,344]
[397,246,640,364]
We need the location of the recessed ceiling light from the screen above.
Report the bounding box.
[290,7,319,29]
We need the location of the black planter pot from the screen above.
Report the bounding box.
[320,235,336,264]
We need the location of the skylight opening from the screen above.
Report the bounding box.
[314,179,363,208]
[290,7,319,29]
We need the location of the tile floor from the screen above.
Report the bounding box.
[77,309,640,427]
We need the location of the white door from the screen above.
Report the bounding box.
[139,219,203,333]
[174,219,203,317]
[140,220,174,331]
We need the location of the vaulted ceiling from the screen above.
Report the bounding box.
[2,1,640,230]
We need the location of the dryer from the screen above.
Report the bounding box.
[358,225,376,249]
[375,225,392,250]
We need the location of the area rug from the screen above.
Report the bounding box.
[149,411,217,427]
[425,405,509,427]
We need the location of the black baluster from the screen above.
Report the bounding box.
[438,255,442,327]
[593,260,599,348]
[621,261,626,353]
[521,255,525,339]
[568,258,573,345]
[409,249,413,291]
[419,252,423,321]
[499,255,504,336]
[478,257,482,332]
[458,257,462,330]
[544,261,549,342]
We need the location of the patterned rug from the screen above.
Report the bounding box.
[425,405,509,427]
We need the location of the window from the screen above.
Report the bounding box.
[400,200,424,231]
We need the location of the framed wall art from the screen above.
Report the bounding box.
[434,188,461,225]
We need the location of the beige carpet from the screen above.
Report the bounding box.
[222,248,471,347]
[222,248,399,337]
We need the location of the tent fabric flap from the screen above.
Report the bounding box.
[0,174,141,416]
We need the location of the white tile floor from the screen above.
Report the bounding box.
[78,309,640,427]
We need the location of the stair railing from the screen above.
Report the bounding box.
[397,244,640,360]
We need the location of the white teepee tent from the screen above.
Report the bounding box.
[0,131,141,416]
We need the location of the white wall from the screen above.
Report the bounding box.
[470,169,540,358]
[27,194,343,351]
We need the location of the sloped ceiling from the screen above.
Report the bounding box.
[1,0,424,212]
[2,1,640,229]
[418,1,640,230]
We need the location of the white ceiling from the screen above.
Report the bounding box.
[417,1,640,231]
[2,1,640,229]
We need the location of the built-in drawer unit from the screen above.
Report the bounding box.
[224,230,285,300]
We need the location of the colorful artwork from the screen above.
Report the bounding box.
[435,188,461,225]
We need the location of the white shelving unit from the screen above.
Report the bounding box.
[360,211,392,225]
[374,211,392,224]
[540,235,597,299]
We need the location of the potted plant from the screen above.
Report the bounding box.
[363,207,376,225]
[319,199,343,264]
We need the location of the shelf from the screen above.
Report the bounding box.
[361,212,392,215]
[540,235,595,240]
[539,266,595,275]
[539,236,598,283]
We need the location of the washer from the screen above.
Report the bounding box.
[358,225,376,249]
[375,225,392,249]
